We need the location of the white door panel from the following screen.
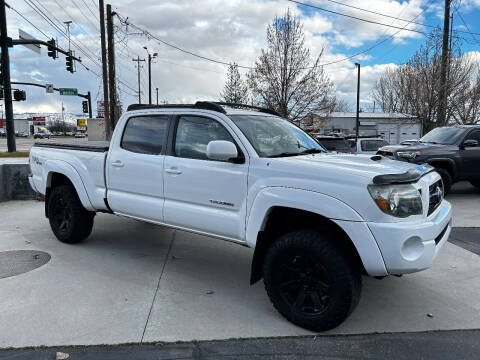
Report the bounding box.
[163,157,248,240]
[163,115,248,240]
[107,115,169,222]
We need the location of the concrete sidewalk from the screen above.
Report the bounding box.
[0,200,479,348]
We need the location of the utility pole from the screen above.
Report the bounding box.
[355,62,361,140]
[106,4,117,128]
[437,0,451,127]
[1,0,16,152]
[156,87,159,105]
[99,0,111,139]
[132,56,145,104]
[143,47,157,105]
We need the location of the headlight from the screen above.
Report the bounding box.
[368,184,422,218]
[397,151,420,159]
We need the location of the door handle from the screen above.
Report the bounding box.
[165,168,182,175]
[111,160,124,168]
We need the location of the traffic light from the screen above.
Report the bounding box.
[82,101,88,113]
[47,38,57,59]
[13,90,26,101]
[66,52,74,73]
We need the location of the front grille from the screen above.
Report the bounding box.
[377,150,394,159]
[428,180,444,216]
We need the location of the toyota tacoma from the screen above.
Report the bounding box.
[29,102,452,331]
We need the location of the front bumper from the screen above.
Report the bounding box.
[367,200,452,275]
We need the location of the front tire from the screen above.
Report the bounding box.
[48,185,94,243]
[263,229,361,331]
[435,168,453,194]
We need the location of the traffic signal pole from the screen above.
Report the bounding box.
[1,0,16,152]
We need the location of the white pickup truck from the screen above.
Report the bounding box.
[29,102,452,331]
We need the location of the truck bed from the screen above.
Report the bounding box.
[34,141,110,152]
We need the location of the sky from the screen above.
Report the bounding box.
[3,0,480,117]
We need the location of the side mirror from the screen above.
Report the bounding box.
[462,139,479,148]
[206,140,238,161]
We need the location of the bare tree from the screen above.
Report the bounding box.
[247,9,335,123]
[450,60,480,124]
[220,63,249,104]
[332,98,352,112]
[372,28,475,132]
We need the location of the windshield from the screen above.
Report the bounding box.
[361,139,389,151]
[229,115,324,157]
[317,139,350,152]
[420,127,464,145]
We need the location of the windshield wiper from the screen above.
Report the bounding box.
[267,148,323,158]
[267,152,304,158]
[300,148,323,154]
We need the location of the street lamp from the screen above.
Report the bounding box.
[143,47,158,105]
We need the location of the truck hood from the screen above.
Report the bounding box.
[379,142,446,153]
[272,153,424,183]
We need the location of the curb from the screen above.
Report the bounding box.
[0,164,37,202]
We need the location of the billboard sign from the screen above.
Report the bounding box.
[77,118,86,127]
[32,116,46,125]
[97,101,105,118]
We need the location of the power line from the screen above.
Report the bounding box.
[288,0,426,35]
[453,1,480,44]
[5,2,50,39]
[318,0,480,37]
[69,0,101,31]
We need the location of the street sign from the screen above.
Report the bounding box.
[19,29,41,54]
[45,84,54,93]
[59,88,78,96]
[77,118,86,127]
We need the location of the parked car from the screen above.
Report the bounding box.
[74,132,86,138]
[377,125,480,193]
[29,101,451,332]
[17,131,29,137]
[34,131,51,139]
[348,137,389,154]
[314,135,352,153]
[65,131,74,136]
[0,128,6,136]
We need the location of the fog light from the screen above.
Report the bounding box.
[401,236,424,261]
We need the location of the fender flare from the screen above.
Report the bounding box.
[425,158,457,179]
[245,186,364,247]
[43,160,95,211]
[246,187,387,283]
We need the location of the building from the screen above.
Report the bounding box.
[0,118,33,136]
[301,112,421,145]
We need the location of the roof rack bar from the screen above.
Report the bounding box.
[126,101,281,117]
[126,102,227,114]
[213,102,281,117]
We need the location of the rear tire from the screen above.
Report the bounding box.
[263,229,361,331]
[48,185,94,244]
[435,168,452,194]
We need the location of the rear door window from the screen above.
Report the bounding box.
[121,116,169,155]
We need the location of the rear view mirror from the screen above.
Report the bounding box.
[462,139,479,148]
[206,140,238,161]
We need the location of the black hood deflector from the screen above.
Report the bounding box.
[372,164,434,185]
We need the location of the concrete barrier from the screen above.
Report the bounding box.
[0,163,37,202]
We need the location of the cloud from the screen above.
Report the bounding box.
[5,0,437,115]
